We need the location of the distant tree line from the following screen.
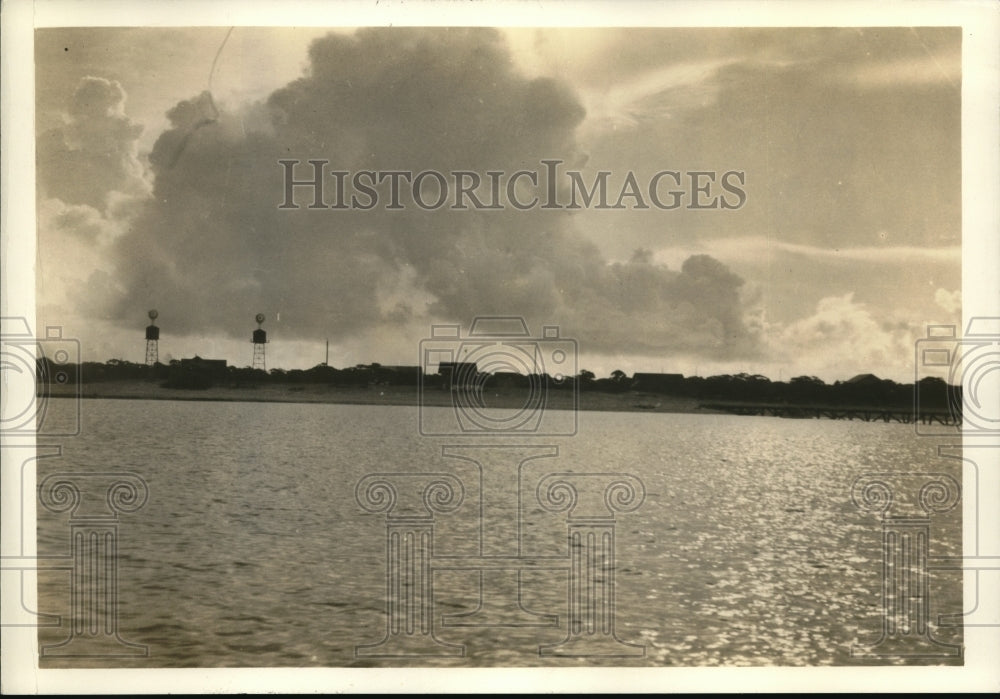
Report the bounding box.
[42,357,957,408]
[48,359,422,391]
[573,370,955,408]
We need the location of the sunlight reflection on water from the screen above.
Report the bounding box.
[35,400,962,667]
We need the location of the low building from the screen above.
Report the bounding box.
[165,356,229,389]
[438,361,479,390]
[631,372,684,394]
[179,356,227,373]
[485,371,530,389]
[375,365,423,385]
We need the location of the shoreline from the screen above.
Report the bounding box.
[46,381,709,415]
[44,382,941,424]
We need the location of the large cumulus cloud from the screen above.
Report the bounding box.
[38,76,150,210]
[67,28,760,359]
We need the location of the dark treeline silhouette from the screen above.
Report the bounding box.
[578,369,956,410]
[46,358,420,391]
[41,357,958,410]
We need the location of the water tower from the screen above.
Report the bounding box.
[251,313,267,371]
[145,310,159,366]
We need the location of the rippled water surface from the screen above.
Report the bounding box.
[36,399,963,667]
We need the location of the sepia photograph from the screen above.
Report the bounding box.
[2,0,998,693]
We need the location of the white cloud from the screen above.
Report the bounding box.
[36,198,122,317]
[934,288,961,314]
[843,52,961,89]
[578,59,734,133]
[769,293,926,381]
[652,236,961,267]
[37,77,151,212]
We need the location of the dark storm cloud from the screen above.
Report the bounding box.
[88,28,758,356]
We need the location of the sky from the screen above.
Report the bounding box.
[33,25,963,382]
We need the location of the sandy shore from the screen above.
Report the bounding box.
[48,380,707,415]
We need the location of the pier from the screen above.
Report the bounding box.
[700,402,961,425]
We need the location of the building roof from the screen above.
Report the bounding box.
[181,356,227,366]
[846,373,881,384]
